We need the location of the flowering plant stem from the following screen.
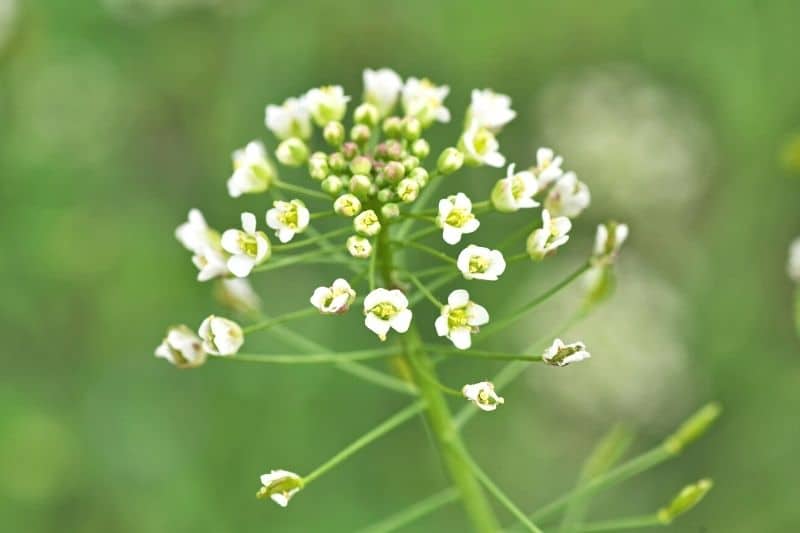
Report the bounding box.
[569,514,662,532]
[217,346,398,364]
[273,179,332,200]
[391,239,457,265]
[357,488,459,533]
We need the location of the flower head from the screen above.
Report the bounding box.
[468,89,516,131]
[545,171,591,218]
[257,470,303,508]
[437,193,480,245]
[363,288,413,340]
[266,199,310,243]
[402,77,450,126]
[457,245,506,281]
[460,121,505,168]
[533,147,564,188]
[434,289,489,349]
[228,141,276,198]
[527,209,571,260]
[490,163,539,212]
[462,381,505,412]
[155,325,207,368]
[363,68,403,117]
[198,315,244,356]
[593,221,629,266]
[305,85,350,126]
[221,212,271,277]
[542,338,590,367]
[265,97,312,140]
[310,278,357,314]
[788,237,800,282]
[346,235,373,258]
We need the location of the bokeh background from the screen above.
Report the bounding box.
[2,1,799,531]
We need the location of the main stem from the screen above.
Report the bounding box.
[377,224,500,533]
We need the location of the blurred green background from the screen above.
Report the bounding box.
[2,1,799,531]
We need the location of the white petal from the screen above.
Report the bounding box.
[450,327,472,350]
[484,151,506,168]
[365,313,391,338]
[241,212,257,234]
[390,308,413,333]
[386,289,409,310]
[434,315,449,337]
[364,288,389,310]
[277,228,294,243]
[442,226,462,245]
[448,289,470,308]
[228,254,255,278]
[468,303,490,326]
[220,229,241,254]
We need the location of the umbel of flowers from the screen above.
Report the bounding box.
[156,68,717,532]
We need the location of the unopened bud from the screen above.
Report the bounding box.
[657,479,713,524]
[377,188,396,203]
[396,178,420,203]
[402,156,420,173]
[409,167,429,188]
[383,161,405,184]
[323,121,345,147]
[354,102,380,127]
[382,116,403,139]
[346,235,372,258]
[349,174,372,198]
[401,117,422,141]
[350,124,372,145]
[354,209,381,236]
[328,152,347,172]
[664,403,722,455]
[333,193,362,217]
[275,137,309,167]
[411,138,430,159]
[321,175,344,196]
[341,141,359,160]
[308,152,329,181]
[381,202,400,219]
[350,155,372,175]
[437,147,464,175]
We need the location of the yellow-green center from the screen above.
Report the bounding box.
[370,302,398,320]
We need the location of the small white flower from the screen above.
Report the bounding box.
[434,289,489,350]
[593,222,630,265]
[402,77,450,126]
[461,121,505,168]
[347,235,373,258]
[155,325,206,368]
[310,278,356,314]
[304,85,350,126]
[363,288,413,341]
[457,245,506,281]
[192,244,229,282]
[545,171,591,218]
[363,67,403,116]
[333,193,362,217]
[354,209,381,237]
[542,338,591,367]
[216,278,261,314]
[198,315,244,356]
[437,193,480,245]
[266,199,310,243]
[468,89,516,131]
[461,381,505,412]
[788,238,800,282]
[490,163,540,212]
[533,147,564,188]
[221,212,271,277]
[527,209,572,260]
[257,470,303,508]
[265,96,312,140]
[228,141,276,198]
[176,209,219,254]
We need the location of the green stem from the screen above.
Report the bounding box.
[404,272,445,308]
[272,226,351,252]
[427,347,543,363]
[357,488,459,533]
[405,224,442,243]
[253,248,352,273]
[506,252,529,263]
[274,180,331,200]
[571,514,663,532]
[217,347,397,365]
[395,169,444,240]
[391,239,457,265]
[243,307,318,334]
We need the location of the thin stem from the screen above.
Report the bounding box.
[369,237,378,291]
[406,224,441,243]
[426,347,543,363]
[274,179,331,200]
[409,270,460,306]
[404,272,444,308]
[395,170,444,240]
[414,264,454,278]
[392,239,457,265]
[310,210,336,220]
[243,307,318,334]
[506,252,529,263]
[357,488,459,533]
[398,212,437,222]
[406,348,461,396]
[498,218,539,251]
[216,347,398,365]
[303,402,425,485]
[272,226,351,252]
[571,515,663,532]
[471,200,492,212]
[253,248,352,273]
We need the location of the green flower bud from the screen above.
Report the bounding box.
[396,178,420,203]
[381,202,401,219]
[333,193,362,217]
[664,403,722,455]
[354,103,380,127]
[382,116,403,139]
[350,156,372,176]
[323,121,345,147]
[328,152,348,173]
[383,161,405,184]
[657,479,713,525]
[376,188,395,204]
[354,209,381,236]
[401,117,422,141]
[350,124,372,145]
[321,175,344,196]
[275,137,309,167]
[402,156,420,173]
[308,152,329,181]
[437,147,464,175]
[341,142,359,160]
[411,138,430,159]
[349,174,372,198]
[409,167,429,188]
[346,235,372,259]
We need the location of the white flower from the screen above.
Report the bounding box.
[457,245,506,281]
[265,96,312,140]
[198,315,244,356]
[155,325,207,368]
[192,244,229,282]
[468,89,516,131]
[363,68,403,116]
[353,209,381,237]
[363,288,413,341]
[542,338,591,367]
[593,222,630,265]
[434,289,489,350]
[266,199,310,243]
[545,171,591,218]
[527,209,572,260]
[402,77,450,126]
[221,212,271,277]
[461,381,505,412]
[228,141,276,198]
[788,238,800,282]
[257,470,303,508]
[216,278,261,314]
[176,209,219,253]
[304,85,350,126]
[490,163,539,212]
[437,193,480,245]
[347,235,373,258]
[461,121,505,168]
[533,147,564,188]
[310,278,357,314]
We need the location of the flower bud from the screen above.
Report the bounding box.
[663,403,722,455]
[350,155,372,175]
[382,116,403,138]
[350,124,372,144]
[333,193,362,217]
[349,174,373,198]
[346,235,373,258]
[155,325,207,368]
[257,469,304,507]
[354,102,380,126]
[401,116,422,141]
[396,178,420,203]
[275,137,309,167]
[409,167,429,188]
[384,140,404,160]
[321,175,344,196]
[377,188,396,204]
[328,152,348,172]
[381,202,400,219]
[341,141,359,160]
[308,152,329,181]
[437,147,464,175]
[354,209,381,236]
[198,315,244,356]
[323,121,345,146]
[462,381,504,412]
[657,479,713,525]
[383,161,405,184]
[402,156,420,173]
[411,138,430,159]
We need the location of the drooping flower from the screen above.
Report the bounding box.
[155,325,207,368]
[192,245,229,282]
[304,85,350,126]
[787,237,800,282]
[310,278,357,314]
[468,89,516,132]
[542,338,591,367]
[533,147,564,188]
[265,96,312,140]
[402,77,450,126]
[228,141,276,198]
[363,288,413,341]
[527,209,572,260]
[457,245,506,281]
[460,121,505,168]
[461,381,505,412]
[221,212,271,277]
[198,315,244,356]
[545,171,591,218]
[363,67,403,117]
[490,163,539,212]
[437,193,480,245]
[257,470,304,508]
[592,221,630,266]
[266,199,310,243]
[353,209,381,237]
[434,289,490,350]
[346,235,373,258]
[176,209,219,254]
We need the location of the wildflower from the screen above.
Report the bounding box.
[457,245,506,281]
[533,147,564,188]
[593,221,629,266]
[434,289,489,349]
[657,479,713,525]
[275,137,310,167]
[542,338,590,367]
[198,315,244,356]
[310,278,356,314]
[346,235,373,258]
[490,163,539,213]
[545,171,591,218]
[215,278,261,314]
[228,141,276,198]
[155,325,206,368]
[265,97,312,140]
[257,470,304,508]
[363,67,403,117]
[437,147,464,175]
[460,121,505,168]
[354,209,381,237]
[221,212,271,277]
[192,245,229,282]
[396,178,420,203]
[363,288,413,340]
[527,209,571,260]
[437,193,480,245]
[468,89,516,131]
[788,237,800,282]
[266,199,310,243]
[176,209,219,254]
[461,381,505,412]
[305,85,350,126]
[402,77,450,126]
[333,193,362,217]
